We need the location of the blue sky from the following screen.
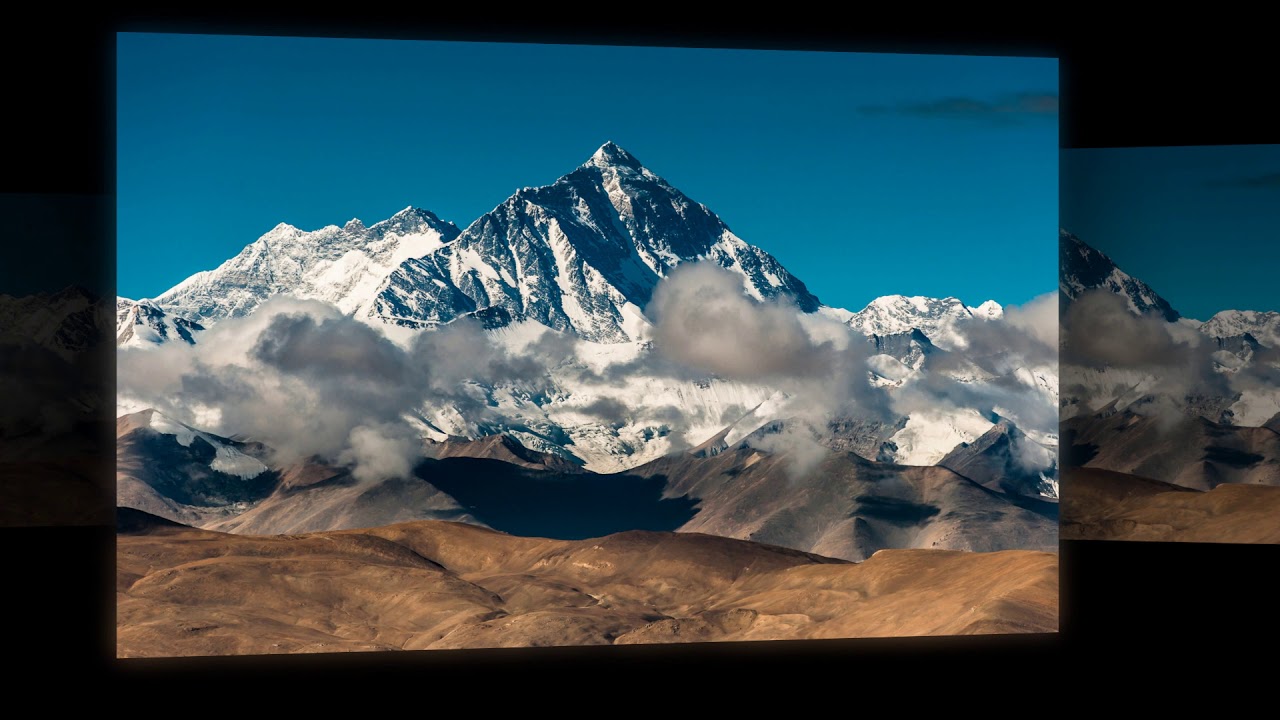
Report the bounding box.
[1063,145,1280,318]
[118,33,1057,311]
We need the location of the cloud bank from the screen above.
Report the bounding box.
[118,296,575,482]
[646,263,890,422]
[119,265,1063,481]
[1061,288,1280,426]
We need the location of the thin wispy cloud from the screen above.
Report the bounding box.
[860,92,1059,123]
[1207,172,1280,189]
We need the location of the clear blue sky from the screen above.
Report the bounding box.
[118,33,1057,311]
[1063,145,1280,319]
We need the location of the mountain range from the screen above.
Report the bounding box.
[115,142,1066,565]
[1059,227,1280,540]
[125,143,815,343]
[119,143,1057,479]
[1060,228,1280,357]
[117,406,1058,562]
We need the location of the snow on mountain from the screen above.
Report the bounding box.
[845,295,1002,351]
[1200,310,1280,348]
[1012,365,1060,402]
[1060,229,1276,350]
[116,297,205,348]
[1060,230,1280,429]
[887,407,997,466]
[144,409,269,479]
[370,142,820,342]
[1059,228,1180,321]
[118,144,1059,481]
[1228,391,1280,428]
[402,319,783,473]
[937,418,1059,499]
[1,286,109,361]
[1,286,111,444]
[152,207,461,326]
[880,359,1059,470]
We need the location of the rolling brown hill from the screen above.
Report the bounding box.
[1061,466,1280,543]
[117,508,1058,657]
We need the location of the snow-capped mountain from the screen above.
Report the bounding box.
[1201,310,1280,349]
[865,329,941,371]
[1059,228,1180,321]
[1061,229,1280,427]
[370,142,819,341]
[128,144,1004,351]
[116,297,204,348]
[152,207,461,326]
[408,323,787,474]
[846,295,1002,351]
[123,408,268,480]
[1,286,110,361]
[938,418,1059,498]
[1060,229,1273,349]
[117,144,1059,487]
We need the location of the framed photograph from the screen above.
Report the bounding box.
[115,32,1060,656]
[1061,144,1280,544]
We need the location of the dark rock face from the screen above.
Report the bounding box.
[1059,229,1180,321]
[371,143,820,342]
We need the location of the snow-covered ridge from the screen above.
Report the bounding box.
[845,295,1003,351]
[151,206,461,326]
[369,142,819,342]
[1200,309,1280,348]
[147,410,268,480]
[118,144,1059,482]
[117,296,204,348]
[1059,228,1180,321]
[1060,230,1280,429]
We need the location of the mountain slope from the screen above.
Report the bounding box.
[938,418,1058,498]
[116,297,204,348]
[117,410,1054,561]
[633,436,1058,562]
[152,207,461,325]
[203,466,478,536]
[1059,228,1180,320]
[370,142,819,341]
[116,409,278,526]
[429,434,585,473]
[1,286,111,361]
[1063,410,1280,490]
[1201,310,1280,348]
[847,295,1002,351]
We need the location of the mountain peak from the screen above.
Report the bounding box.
[848,294,989,351]
[1060,229,1181,322]
[343,218,366,232]
[390,206,435,220]
[972,299,1003,318]
[586,141,644,171]
[372,206,457,235]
